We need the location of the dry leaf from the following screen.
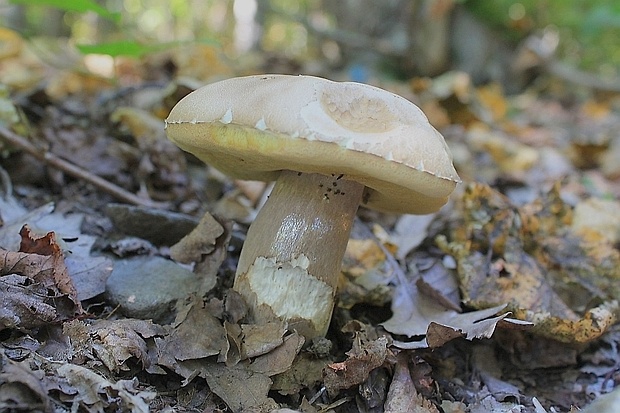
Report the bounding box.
[385,353,439,413]
[339,237,393,309]
[201,361,279,413]
[0,205,112,301]
[158,299,227,368]
[240,321,287,359]
[416,262,461,312]
[57,363,155,413]
[0,226,83,328]
[0,28,46,89]
[391,214,436,259]
[441,183,619,343]
[467,127,539,174]
[382,274,511,348]
[18,225,81,310]
[271,353,329,396]
[571,197,620,244]
[170,210,224,263]
[84,319,165,373]
[0,274,60,329]
[323,334,389,395]
[512,301,618,344]
[475,83,508,122]
[0,355,49,411]
[249,331,305,376]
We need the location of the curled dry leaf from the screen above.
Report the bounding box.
[382,274,513,349]
[0,226,83,329]
[512,301,618,344]
[169,210,224,263]
[18,225,82,311]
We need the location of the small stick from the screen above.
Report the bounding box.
[0,125,169,209]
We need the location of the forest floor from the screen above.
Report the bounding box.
[1,37,620,413]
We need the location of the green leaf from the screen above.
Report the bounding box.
[76,40,159,58]
[9,0,121,23]
[76,38,218,58]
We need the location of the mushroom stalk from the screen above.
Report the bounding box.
[234,169,365,338]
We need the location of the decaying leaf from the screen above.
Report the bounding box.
[271,353,329,396]
[512,301,618,344]
[201,361,279,413]
[0,205,112,301]
[324,333,389,395]
[57,363,155,413]
[157,299,227,369]
[0,226,83,329]
[67,319,166,373]
[339,233,394,309]
[0,274,60,329]
[0,354,49,412]
[248,331,305,376]
[440,182,619,343]
[444,246,577,320]
[384,353,439,413]
[240,321,287,359]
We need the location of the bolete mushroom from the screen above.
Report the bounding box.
[165,74,460,338]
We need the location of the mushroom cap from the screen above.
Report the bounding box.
[165,74,460,214]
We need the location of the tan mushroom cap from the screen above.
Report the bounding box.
[165,74,460,214]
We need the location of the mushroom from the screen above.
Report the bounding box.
[165,74,460,338]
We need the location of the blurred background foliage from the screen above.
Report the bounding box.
[467,0,620,77]
[1,0,619,93]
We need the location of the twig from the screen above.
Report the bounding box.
[0,125,169,209]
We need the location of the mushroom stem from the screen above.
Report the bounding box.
[234,169,365,338]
